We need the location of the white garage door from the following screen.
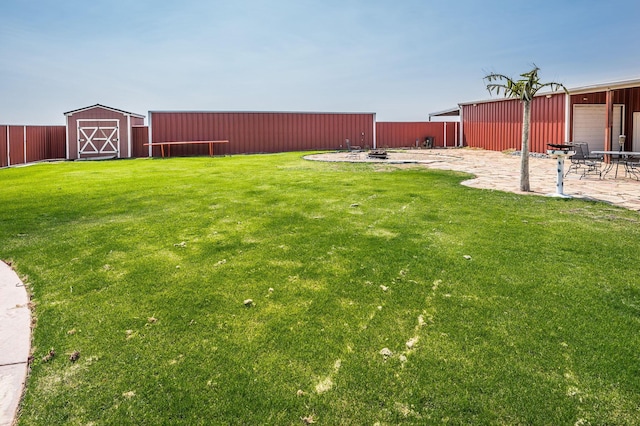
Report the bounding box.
[573,104,624,151]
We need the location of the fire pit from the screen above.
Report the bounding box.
[546,143,576,198]
[368,149,388,159]
[547,143,574,152]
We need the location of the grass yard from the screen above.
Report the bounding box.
[2,152,640,425]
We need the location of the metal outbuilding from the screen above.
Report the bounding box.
[148,111,377,156]
[64,104,145,160]
[459,77,640,154]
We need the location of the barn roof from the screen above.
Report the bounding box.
[64,104,145,118]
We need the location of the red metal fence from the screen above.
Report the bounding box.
[2,115,461,167]
[0,125,66,168]
[149,111,376,156]
[132,126,149,158]
[376,122,460,148]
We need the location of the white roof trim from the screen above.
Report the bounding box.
[64,104,145,119]
[428,107,460,117]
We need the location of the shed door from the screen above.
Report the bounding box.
[78,119,120,157]
[573,104,623,151]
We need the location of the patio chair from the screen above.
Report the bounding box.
[581,142,604,162]
[345,139,361,152]
[625,156,640,180]
[565,142,602,179]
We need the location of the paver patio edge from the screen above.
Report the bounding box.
[0,261,31,426]
[304,149,640,212]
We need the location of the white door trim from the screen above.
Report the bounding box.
[77,119,120,158]
[633,112,640,152]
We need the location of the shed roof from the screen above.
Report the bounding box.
[64,104,145,118]
[428,107,460,118]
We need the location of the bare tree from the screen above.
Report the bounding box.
[484,66,568,192]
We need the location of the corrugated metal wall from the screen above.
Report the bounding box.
[376,122,459,148]
[149,111,376,156]
[462,94,566,153]
[614,88,640,149]
[8,126,25,164]
[570,87,640,147]
[26,126,66,162]
[0,125,66,168]
[0,126,8,168]
[132,126,149,157]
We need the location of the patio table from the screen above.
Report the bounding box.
[591,151,640,179]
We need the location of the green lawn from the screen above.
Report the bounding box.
[2,153,639,425]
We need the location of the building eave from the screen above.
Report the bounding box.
[64,104,145,119]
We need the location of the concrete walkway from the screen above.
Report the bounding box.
[0,262,30,426]
[305,148,640,211]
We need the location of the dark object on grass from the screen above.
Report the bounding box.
[69,350,80,362]
[42,348,55,363]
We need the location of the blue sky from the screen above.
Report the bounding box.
[1,0,639,124]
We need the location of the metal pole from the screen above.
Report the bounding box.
[556,156,564,195]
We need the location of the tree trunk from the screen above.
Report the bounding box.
[520,101,532,192]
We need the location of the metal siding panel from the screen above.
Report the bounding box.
[310,114,317,149]
[268,113,277,153]
[256,113,264,153]
[242,113,251,154]
[251,113,260,153]
[282,114,290,152]
[131,126,149,157]
[47,126,65,160]
[25,126,46,162]
[285,113,292,151]
[332,114,339,149]
[229,113,240,155]
[281,113,289,152]
[277,114,286,151]
[8,126,25,165]
[292,113,301,151]
[0,126,7,167]
[222,113,232,155]
[276,114,285,151]
[239,113,248,154]
[319,114,327,149]
[297,114,305,150]
[266,113,273,152]
[148,111,377,157]
[375,122,450,148]
[256,114,264,153]
[250,113,259,153]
